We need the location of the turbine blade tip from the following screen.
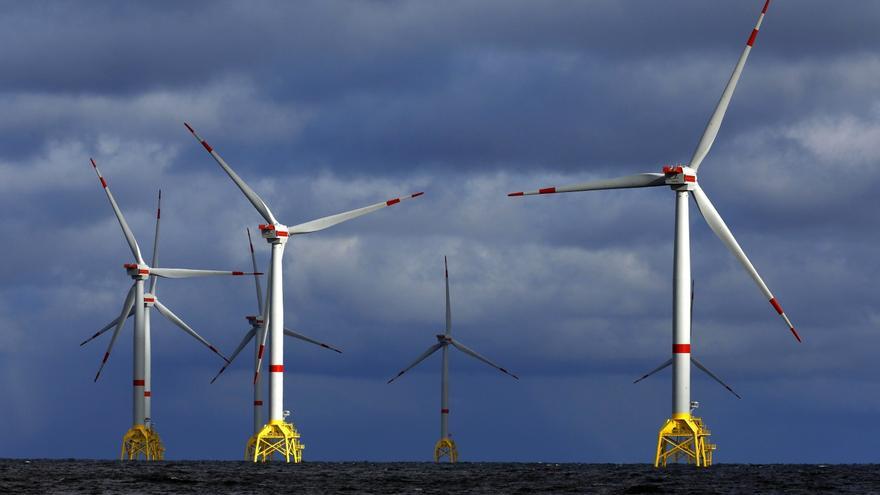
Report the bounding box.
[790,327,802,343]
[412,191,424,198]
[184,122,194,133]
[507,191,524,197]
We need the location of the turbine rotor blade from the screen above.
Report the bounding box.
[247,228,264,315]
[288,192,424,235]
[689,0,771,171]
[387,343,443,384]
[508,173,665,197]
[449,338,518,379]
[284,328,343,353]
[149,268,261,279]
[253,269,272,384]
[691,357,742,399]
[89,159,144,264]
[692,186,800,342]
[80,308,134,346]
[94,284,136,382]
[632,358,673,384]
[149,189,162,294]
[444,256,451,336]
[153,298,231,363]
[184,123,278,225]
[211,327,256,384]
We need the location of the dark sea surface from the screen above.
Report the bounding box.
[0,460,878,494]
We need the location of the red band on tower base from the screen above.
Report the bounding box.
[144,391,151,397]
[269,365,284,372]
[133,380,145,386]
[441,408,449,414]
[673,344,691,354]
[254,400,263,406]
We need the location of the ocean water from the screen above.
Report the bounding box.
[0,460,877,494]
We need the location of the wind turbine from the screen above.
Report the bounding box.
[387,257,518,463]
[185,122,423,462]
[507,0,798,467]
[87,160,258,460]
[209,228,342,460]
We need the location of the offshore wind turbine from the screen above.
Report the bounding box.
[387,257,518,463]
[508,0,798,467]
[210,229,342,460]
[87,161,258,460]
[185,122,423,462]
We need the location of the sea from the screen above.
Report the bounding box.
[0,460,877,494]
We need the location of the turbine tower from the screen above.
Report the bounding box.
[209,228,342,461]
[388,257,518,463]
[507,0,798,467]
[185,122,423,462]
[87,161,257,460]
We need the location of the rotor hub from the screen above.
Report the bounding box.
[123,263,150,280]
[259,223,289,244]
[435,334,452,344]
[663,165,697,191]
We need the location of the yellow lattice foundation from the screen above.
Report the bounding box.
[120,425,165,460]
[434,438,458,463]
[654,413,715,467]
[246,420,304,462]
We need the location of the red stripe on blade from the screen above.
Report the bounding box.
[386,198,401,206]
[133,380,145,386]
[769,298,783,315]
[747,29,759,46]
[762,0,771,14]
[673,344,691,354]
[232,271,244,276]
[100,177,107,188]
[539,187,556,194]
[102,352,110,363]
[790,327,802,343]
[269,365,284,372]
[258,345,265,359]
[201,140,213,153]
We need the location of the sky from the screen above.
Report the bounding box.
[1,0,879,463]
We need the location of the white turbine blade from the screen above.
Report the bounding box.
[247,228,264,315]
[80,307,134,346]
[184,123,278,225]
[89,158,144,264]
[387,343,443,384]
[283,328,343,354]
[449,338,519,379]
[508,173,665,197]
[632,358,673,384]
[444,256,451,336]
[253,269,272,385]
[94,284,136,382]
[692,186,801,342]
[149,189,162,294]
[692,357,742,399]
[288,192,425,235]
[689,0,771,171]
[153,298,231,363]
[150,268,261,279]
[211,327,256,384]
